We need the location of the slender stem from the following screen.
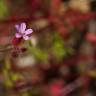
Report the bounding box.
[0,45,13,52]
[60,76,89,96]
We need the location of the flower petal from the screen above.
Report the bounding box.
[23,35,29,40]
[25,29,33,35]
[15,33,22,38]
[15,25,20,32]
[20,22,26,33]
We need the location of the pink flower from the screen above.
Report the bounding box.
[15,22,33,40]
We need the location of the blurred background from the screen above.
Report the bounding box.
[0,0,96,96]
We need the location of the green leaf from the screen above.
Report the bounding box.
[0,0,8,19]
[27,42,48,63]
[52,33,67,61]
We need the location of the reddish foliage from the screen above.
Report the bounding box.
[85,33,96,43]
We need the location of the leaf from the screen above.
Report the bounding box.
[0,0,8,19]
[27,42,48,63]
[52,33,67,61]
[11,72,22,81]
[3,69,13,88]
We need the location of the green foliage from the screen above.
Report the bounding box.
[3,56,22,88]
[27,33,74,63]
[3,56,12,88]
[0,0,8,19]
[51,33,67,61]
[27,41,48,64]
